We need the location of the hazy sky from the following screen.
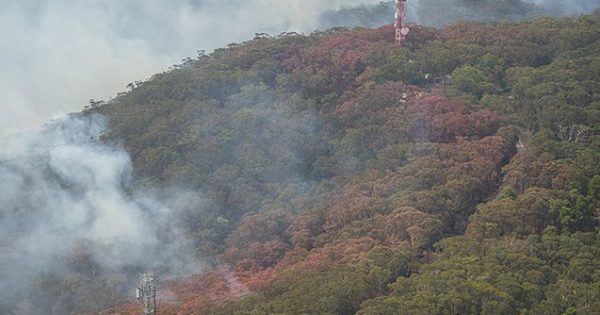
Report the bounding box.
[0,0,380,136]
[3,0,598,136]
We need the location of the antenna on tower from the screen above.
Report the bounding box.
[395,0,410,47]
[136,272,157,315]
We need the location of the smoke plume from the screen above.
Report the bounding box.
[0,0,382,136]
[0,114,202,314]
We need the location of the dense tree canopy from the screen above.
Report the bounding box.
[21,8,600,315]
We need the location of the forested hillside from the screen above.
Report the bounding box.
[75,11,600,315]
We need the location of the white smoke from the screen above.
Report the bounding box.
[523,0,600,15]
[0,114,203,313]
[404,0,600,27]
[0,0,381,136]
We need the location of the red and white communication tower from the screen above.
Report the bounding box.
[395,0,410,46]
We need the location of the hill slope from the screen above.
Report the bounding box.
[80,12,600,315]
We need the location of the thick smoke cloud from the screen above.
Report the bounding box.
[0,0,381,136]
[0,114,202,313]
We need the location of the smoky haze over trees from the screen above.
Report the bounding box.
[101,9,597,315]
[0,115,204,314]
[3,0,599,136]
[0,1,600,315]
[319,0,600,29]
[87,10,600,314]
[0,0,381,135]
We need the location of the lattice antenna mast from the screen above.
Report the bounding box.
[395,0,410,46]
[136,272,157,315]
